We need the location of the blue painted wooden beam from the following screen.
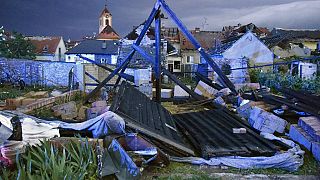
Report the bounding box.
[83,2,161,102]
[132,44,203,100]
[159,0,237,95]
[155,9,162,102]
[85,71,100,83]
[77,54,134,82]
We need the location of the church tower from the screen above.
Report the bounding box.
[99,5,112,34]
[97,4,120,40]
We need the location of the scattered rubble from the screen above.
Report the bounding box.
[52,101,78,120]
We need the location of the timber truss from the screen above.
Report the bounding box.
[79,0,237,103]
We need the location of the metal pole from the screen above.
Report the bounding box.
[155,9,162,103]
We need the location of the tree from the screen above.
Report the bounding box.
[0,26,4,41]
[0,30,36,59]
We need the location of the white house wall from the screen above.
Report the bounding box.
[223,32,274,64]
[65,54,95,63]
[54,38,67,61]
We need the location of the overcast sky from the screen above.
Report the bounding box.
[0,0,319,40]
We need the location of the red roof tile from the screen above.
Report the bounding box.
[97,25,120,40]
[180,29,225,51]
[29,37,61,54]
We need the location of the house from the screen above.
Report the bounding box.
[162,27,182,72]
[291,62,317,80]
[179,28,225,69]
[65,39,119,65]
[203,31,274,83]
[28,36,67,61]
[222,23,271,39]
[214,31,274,66]
[271,28,320,52]
[264,28,320,58]
[65,39,81,51]
[118,22,176,69]
[96,5,120,40]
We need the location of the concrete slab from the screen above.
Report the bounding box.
[289,124,314,151]
[174,85,191,98]
[298,116,320,143]
[249,107,288,134]
[194,80,218,99]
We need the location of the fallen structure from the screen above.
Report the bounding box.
[110,81,194,156]
[174,109,278,158]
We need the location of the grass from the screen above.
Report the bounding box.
[157,102,320,179]
[144,152,320,179]
[0,85,65,100]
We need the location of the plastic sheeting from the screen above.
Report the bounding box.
[59,111,125,138]
[21,118,60,145]
[105,139,140,179]
[0,111,125,144]
[171,133,304,172]
[0,113,59,146]
[0,115,13,145]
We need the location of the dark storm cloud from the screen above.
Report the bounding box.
[0,0,319,39]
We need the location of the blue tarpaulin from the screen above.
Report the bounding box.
[171,133,304,172]
[58,111,125,138]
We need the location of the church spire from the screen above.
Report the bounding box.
[99,1,112,34]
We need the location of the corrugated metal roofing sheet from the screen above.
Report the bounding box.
[173,109,278,158]
[110,81,194,156]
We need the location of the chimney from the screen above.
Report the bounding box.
[195,27,200,32]
[102,41,107,49]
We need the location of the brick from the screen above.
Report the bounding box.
[24,91,36,98]
[32,91,49,98]
[21,98,37,106]
[6,97,25,107]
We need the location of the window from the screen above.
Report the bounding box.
[42,45,48,53]
[186,56,194,64]
[105,19,109,26]
[174,61,181,69]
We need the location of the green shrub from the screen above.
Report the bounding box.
[258,72,320,94]
[249,68,260,83]
[1,138,98,180]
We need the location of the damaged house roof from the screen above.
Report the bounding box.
[174,109,278,158]
[271,28,320,40]
[110,81,194,156]
[124,21,156,40]
[180,28,225,51]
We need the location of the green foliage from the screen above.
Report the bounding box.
[258,72,320,94]
[0,26,4,41]
[0,31,36,59]
[221,64,231,75]
[249,68,260,83]
[1,139,98,179]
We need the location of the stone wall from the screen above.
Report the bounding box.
[0,58,76,87]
